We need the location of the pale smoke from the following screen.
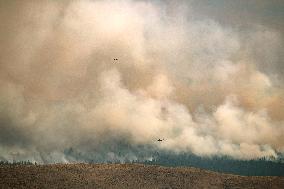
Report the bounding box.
[0,0,283,163]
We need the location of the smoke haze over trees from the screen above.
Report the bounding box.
[0,0,283,163]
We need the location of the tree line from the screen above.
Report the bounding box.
[139,152,284,176]
[0,160,36,165]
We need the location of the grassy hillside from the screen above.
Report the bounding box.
[1,163,284,189]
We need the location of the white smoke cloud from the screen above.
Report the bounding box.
[0,0,283,163]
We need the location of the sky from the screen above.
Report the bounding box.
[0,0,283,163]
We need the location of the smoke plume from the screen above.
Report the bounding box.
[0,0,283,163]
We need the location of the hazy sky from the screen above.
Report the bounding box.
[0,0,283,163]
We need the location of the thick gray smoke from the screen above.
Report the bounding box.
[0,0,283,163]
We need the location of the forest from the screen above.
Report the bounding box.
[140,152,284,176]
[2,151,284,176]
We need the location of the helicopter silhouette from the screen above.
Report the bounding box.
[157,138,164,142]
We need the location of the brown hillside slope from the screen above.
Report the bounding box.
[0,163,283,189]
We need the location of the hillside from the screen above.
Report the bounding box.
[1,163,284,189]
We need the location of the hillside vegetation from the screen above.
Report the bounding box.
[1,163,284,189]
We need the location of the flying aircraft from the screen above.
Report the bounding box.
[157,138,164,142]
